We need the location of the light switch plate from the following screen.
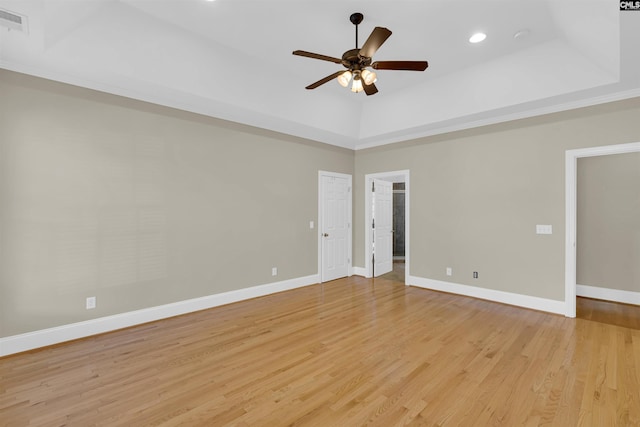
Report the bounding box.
[536,224,553,235]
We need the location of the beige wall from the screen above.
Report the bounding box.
[577,152,640,292]
[354,98,640,301]
[0,70,354,337]
[2,67,640,339]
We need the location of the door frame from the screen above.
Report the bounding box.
[364,170,410,282]
[564,141,640,317]
[318,170,353,283]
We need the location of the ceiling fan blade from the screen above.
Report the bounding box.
[292,50,342,64]
[305,71,345,90]
[372,61,429,71]
[359,27,392,59]
[363,81,378,96]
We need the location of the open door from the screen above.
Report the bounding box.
[373,179,393,277]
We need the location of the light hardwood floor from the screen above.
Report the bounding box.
[1,276,640,426]
[577,296,640,330]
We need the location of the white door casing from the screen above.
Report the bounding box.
[373,179,393,277]
[319,171,352,282]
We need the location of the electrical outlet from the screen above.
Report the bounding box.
[272,267,278,276]
[446,267,452,276]
[86,296,96,310]
[473,271,479,279]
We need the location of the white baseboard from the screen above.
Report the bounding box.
[352,266,367,277]
[0,274,319,357]
[577,284,640,306]
[408,275,566,315]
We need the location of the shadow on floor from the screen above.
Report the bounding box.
[378,261,405,283]
[577,297,640,330]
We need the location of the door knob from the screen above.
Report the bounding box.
[323,233,329,237]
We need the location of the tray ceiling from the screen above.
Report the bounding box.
[1,0,638,149]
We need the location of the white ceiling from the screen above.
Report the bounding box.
[1,0,639,150]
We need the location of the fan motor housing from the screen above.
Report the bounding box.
[341,48,372,70]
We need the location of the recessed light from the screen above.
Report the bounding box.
[469,32,487,44]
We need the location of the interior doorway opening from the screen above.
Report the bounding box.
[393,182,406,261]
[565,142,640,317]
[365,170,410,283]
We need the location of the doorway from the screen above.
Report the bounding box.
[393,183,406,261]
[364,170,410,283]
[380,183,407,282]
[565,142,640,317]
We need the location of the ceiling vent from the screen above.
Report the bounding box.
[0,8,28,33]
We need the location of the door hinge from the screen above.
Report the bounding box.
[372,181,375,192]
[372,218,375,229]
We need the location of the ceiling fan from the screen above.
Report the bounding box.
[292,12,428,96]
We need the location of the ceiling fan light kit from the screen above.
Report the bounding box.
[351,77,364,93]
[337,71,352,87]
[293,12,428,96]
[361,69,377,85]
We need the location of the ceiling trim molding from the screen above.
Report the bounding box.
[354,87,640,150]
[3,63,640,153]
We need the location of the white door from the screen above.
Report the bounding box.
[373,179,393,277]
[320,173,351,282]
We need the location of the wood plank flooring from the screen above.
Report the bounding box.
[1,276,640,426]
[577,296,640,330]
